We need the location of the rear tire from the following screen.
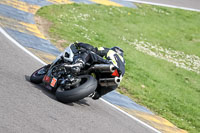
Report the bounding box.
[56,75,97,103]
[30,65,49,84]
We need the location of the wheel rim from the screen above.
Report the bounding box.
[58,76,87,92]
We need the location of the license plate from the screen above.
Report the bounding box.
[50,77,57,87]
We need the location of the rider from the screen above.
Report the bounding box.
[74,42,125,100]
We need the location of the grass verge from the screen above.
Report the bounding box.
[36,4,200,132]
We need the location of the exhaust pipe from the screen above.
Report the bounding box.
[93,64,115,73]
[99,77,121,86]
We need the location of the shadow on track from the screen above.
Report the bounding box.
[24,75,90,106]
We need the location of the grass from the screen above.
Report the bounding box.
[36,3,200,132]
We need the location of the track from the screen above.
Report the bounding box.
[0,31,155,133]
[1,0,197,132]
[126,0,200,11]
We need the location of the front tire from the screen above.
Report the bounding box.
[56,75,97,103]
[30,65,49,84]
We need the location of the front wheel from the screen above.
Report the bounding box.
[30,65,50,84]
[56,75,97,103]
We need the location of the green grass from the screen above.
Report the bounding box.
[36,4,200,132]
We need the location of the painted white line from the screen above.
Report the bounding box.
[125,0,200,12]
[0,27,161,133]
[0,27,46,65]
[100,98,161,133]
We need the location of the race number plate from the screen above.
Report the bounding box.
[50,77,57,87]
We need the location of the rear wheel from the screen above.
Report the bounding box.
[56,75,97,103]
[30,65,50,84]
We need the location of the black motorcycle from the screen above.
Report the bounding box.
[30,44,121,103]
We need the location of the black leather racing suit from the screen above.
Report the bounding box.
[75,42,125,99]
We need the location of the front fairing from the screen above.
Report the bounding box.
[43,44,76,90]
[43,65,58,90]
[50,44,75,69]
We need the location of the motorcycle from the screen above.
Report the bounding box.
[30,44,121,103]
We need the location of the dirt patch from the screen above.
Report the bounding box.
[34,15,68,51]
[34,15,52,40]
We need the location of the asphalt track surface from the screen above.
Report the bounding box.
[127,0,200,10]
[0,32,156,133]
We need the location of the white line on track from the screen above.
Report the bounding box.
[0,27,46,65]
[100,99,161,133]
[0,27,161,133]
[125,0,200,12]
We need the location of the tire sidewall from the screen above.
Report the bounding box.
[56,75,97,103]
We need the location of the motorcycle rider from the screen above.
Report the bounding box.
[73,42,125,100]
